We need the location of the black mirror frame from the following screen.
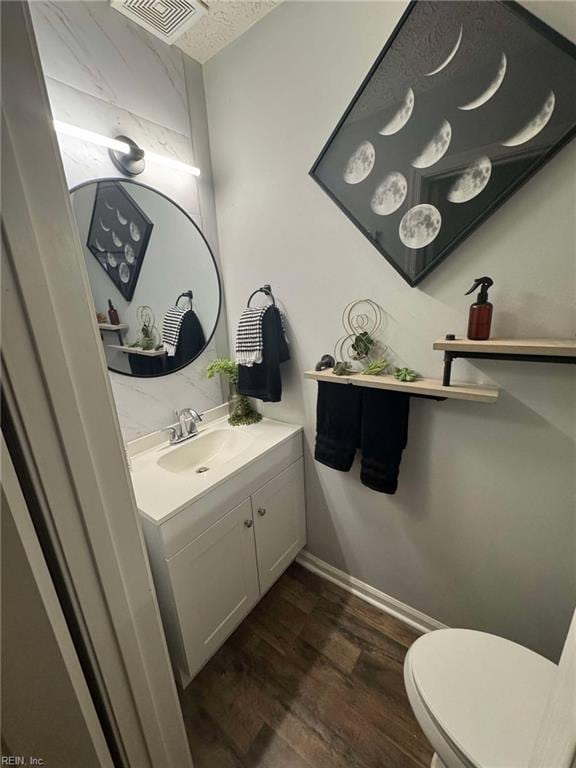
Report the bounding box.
[70,177,222,378]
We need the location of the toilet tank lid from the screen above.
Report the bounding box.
[408,628,556,768]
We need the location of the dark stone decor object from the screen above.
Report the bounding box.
[87,180,153,301]
[310,1,576,286]
[315,354,336,371]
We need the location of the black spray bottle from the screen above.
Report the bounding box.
[465,277,493,340]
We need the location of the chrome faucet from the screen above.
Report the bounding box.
[168,407,203,444]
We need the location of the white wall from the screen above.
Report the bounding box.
[204,0,576,660]
[30,0,228,441]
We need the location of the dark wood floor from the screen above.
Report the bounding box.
[181,563,433,768]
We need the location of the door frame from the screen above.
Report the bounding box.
[1,3,193,766]
[1,434,114,767]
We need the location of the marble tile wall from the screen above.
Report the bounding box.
[30,0,190,134]
[30,0,228,442]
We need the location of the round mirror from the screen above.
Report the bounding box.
[70,178,221,377]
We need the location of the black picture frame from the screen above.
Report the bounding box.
[309,1,576,287]
[87,180,154,301]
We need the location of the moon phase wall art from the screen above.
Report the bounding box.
[309,1,576,286]
[87,181,153,301]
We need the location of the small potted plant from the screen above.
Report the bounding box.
[206,358,262,426]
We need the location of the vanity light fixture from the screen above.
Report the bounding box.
[53,120,201,177]
[144,148,201,177]
[53,121,129,153]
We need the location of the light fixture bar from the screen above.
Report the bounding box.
[53,120,201,177]
[53,121,130,154]
[144,150,201,177]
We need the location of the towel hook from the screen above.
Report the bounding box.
[247,284,276,307]
[176,290,193,309]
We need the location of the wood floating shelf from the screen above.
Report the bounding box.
[98,323,129,332]
[433,337,576,357]
[433,336,576,386]
[304,369,499,404]
[106,344,165,357]
[98,323,129,345]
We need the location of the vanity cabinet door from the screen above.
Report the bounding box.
[167,497,259,678]
[252,459,306,594]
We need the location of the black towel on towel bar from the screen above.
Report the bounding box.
[165,310,206,373]
[314,381,410,494]
[360,388,410,495]
[237,305,289,402]
[314,382,362,471]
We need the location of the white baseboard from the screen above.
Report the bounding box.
[296,550,447,635]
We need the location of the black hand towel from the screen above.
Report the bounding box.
[128,353,163,376]
[165,310,206,372]
[314,382,362,471]
[360,388,410,494]
[237,306,289,402]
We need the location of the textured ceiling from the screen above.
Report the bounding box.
[176,1,280,63]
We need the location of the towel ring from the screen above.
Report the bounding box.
[176,290,193,309]
[247,284,276,307]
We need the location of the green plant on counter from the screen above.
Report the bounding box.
[228,395,263,426]
[206,357,238,384]
[394,367,418,382]
[361,358,389,376]
[206,358,262,426]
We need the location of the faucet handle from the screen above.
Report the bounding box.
[176,407,202,420]
[181,407,202,423]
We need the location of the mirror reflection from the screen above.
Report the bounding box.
[71,179,221,377]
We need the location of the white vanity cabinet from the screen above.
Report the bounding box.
[136,422,305,688]
[167,497,260,677]
[253,460,306,594]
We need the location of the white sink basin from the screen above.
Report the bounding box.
[157,428,254,475]
[128,416,302,524]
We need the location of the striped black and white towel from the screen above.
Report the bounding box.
[162,306,188,357]
[235,306,270,366]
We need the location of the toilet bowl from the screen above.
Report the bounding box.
[404,628,557,768]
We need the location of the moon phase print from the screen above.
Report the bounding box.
[87,181,153,301]
[310,1,576,286]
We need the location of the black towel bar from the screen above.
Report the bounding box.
[175,290,193,308]
[247,284,276,307]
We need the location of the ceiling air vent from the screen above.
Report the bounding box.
[110,0,207,45]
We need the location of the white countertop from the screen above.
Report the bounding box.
[129,416,302,525]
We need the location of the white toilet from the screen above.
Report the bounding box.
[404,628,558,768]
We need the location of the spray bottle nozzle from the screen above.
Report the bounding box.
[465,276,493,304]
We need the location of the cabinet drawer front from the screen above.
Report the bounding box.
[167,497,259,678]
[253,458,306,594]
